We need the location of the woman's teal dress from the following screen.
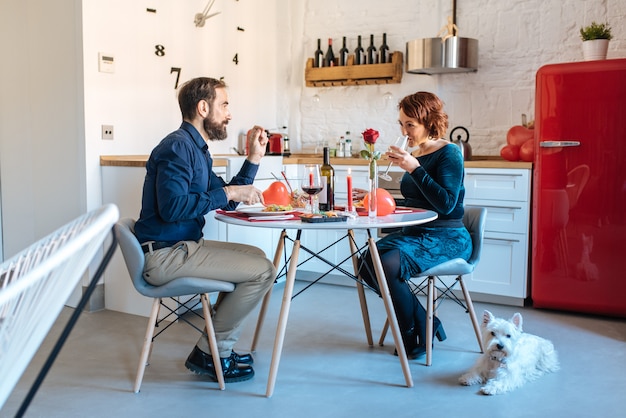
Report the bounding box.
[376,143,472,279]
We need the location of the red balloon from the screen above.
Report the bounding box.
[519,139,535,162]
[506,125,534,147]
[362,188,396,216]
[500,144,520,161]
[262,181,292,206]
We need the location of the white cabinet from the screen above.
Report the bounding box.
[286,163,532,306]
[463,168,531,305]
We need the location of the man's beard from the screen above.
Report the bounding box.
[203,115,228,141]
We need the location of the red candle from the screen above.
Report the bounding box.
[309,170,314,187]
[347,168,353,211]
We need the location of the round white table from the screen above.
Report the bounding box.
[215,209,438,397]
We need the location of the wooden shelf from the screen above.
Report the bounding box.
[305,51,403,87]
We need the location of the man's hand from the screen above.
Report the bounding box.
[246,126,268,164]
[225,184,265,206]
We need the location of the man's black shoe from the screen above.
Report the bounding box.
[185,346,254,383]
[232,350,254,365]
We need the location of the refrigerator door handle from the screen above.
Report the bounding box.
[539,140,581,148]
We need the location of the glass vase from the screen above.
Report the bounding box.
[368,160,378,219]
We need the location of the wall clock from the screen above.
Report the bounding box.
[144,1,242,89]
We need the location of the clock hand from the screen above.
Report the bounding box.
[202,0,215,16]
[194,0,221,27]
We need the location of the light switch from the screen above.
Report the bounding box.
[98,53,115,73]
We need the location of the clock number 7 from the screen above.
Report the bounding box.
[170,67,181,89]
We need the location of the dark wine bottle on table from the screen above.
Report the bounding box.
[366,34,377,64]
[339,36,349,66]
[354,35,365,65]
[314,38,324,68]
[378,33,389,64]
[324,38,336,67]
[319,147,335,211]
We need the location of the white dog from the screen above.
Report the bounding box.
[459,310,559,395]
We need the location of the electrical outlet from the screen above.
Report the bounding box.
[101,125,114,140]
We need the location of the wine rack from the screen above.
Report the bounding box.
[305,51,403,87]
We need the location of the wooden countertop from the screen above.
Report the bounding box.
[100,155,228,168]
[283,154,532,169]
[100,154,531,169]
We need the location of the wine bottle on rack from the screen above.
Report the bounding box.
[378,33,389,64]
[324,38,336,67]
[314,38,324,68]
[366,34,377,64]
[319,147,335,211]
[354,35,365,65]
[338,36,349,66]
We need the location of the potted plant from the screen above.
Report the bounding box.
[580,21,612,61]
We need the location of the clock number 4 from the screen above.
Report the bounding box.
[233,53,239,65]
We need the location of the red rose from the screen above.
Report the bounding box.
[362,128,380,145]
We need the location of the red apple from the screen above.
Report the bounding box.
[507,125,534,147]
[262,181,292,206]
[362,188,397,216]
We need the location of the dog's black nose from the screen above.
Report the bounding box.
[497,344,504,350]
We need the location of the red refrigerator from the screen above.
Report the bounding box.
[531,58,626,317]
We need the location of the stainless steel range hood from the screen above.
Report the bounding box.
[406,36,478,75]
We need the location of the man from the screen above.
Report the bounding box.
[134,77,276,383]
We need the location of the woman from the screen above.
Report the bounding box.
[359,91,472,359]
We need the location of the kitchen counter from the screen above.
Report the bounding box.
[283,154,532,169]
[100,154,531,169]
[100,155,228,167]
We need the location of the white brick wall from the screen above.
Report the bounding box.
[284,0,625,156]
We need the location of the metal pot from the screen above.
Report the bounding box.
[450,126,472,161]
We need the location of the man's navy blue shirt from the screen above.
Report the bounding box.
[134,122,258,244]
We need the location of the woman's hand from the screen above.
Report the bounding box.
[246,126,268,164]
[385,145,419,172]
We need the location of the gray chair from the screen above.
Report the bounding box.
[379,206,487,366]
[114,218,235,392]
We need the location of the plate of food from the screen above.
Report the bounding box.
[235,204,297,216]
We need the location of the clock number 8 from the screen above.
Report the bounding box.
[155,45,165,57]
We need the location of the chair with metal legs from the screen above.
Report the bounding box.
[114,218,236,392]
[379,206,487,365]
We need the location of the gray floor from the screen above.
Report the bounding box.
[3,281,626,418]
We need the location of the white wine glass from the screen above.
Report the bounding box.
[379,135,408,181]
[300,164,323,213]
